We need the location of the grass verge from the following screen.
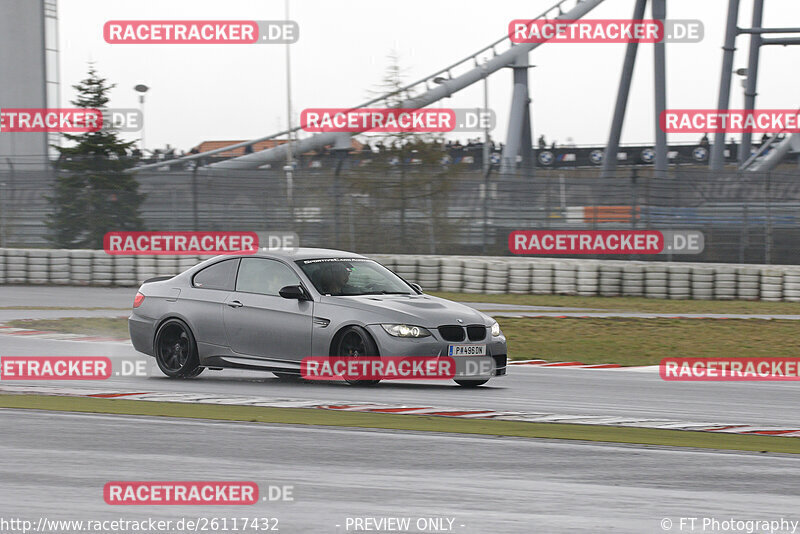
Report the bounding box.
[1,394,797,454]
[430,292,800,314]
[501,317,800,365]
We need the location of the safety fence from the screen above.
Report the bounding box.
[1,248,799,302]
[4,165,800,264]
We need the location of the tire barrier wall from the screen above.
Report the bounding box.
[1,248,800,302]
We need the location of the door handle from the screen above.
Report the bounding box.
[227,300,243,308]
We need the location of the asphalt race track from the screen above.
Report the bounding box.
[2,286,800,428]
[4,336,800,429]
[2,410,799,533]
[3,286,800,533]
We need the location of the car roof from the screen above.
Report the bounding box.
[251,247,369,261]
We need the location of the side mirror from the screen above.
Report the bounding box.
[279,285,309,300]
[409,282,423,293]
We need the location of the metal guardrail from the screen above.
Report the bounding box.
[1,248,799,302]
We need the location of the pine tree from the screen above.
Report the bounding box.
[46,64,145,248]
[351,52,456,253]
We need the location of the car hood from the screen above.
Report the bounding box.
[320,294,490,326]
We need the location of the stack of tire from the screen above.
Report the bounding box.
[6,249,27,284]
[622,264,645,296]
[736,266,760,300]
[668,265,691,299]
[507,262,531,294]
[114,255,137,286]
[135,256,158,286]
[784,269,800,302]
[553,262,576,295]
[416,257,440,292]
[372,255,395,272]
[393,256,418,287]
[69,250,92,285]
[6,250,800,303]
[92,250,114,286]
[48,250,70,285]
[439,258,463,293]
[645,264,668,299]
[599,264,623,296]
[713,266,736,300]
[532,262,553,294]
[576,263,598,296]
[484,261,508,294]
[760,268,783,302]
[28,250,49,284]
[462,258,486,294]
[690,267,714,300]
[156,255,179,278]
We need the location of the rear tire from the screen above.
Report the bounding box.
[454,379,489,387]
[336,326,381,386]
[154,319,202,378]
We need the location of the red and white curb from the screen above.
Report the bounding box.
[509,359,657,372]
[1,384,798,438]
[0,325,130,344]
[488,312,800,320]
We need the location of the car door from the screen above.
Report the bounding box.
[180,257,239,349]
[223,257,312,363]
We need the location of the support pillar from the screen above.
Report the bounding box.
[602,0,648,178]
[740,0,764,166]
[501,54,533,175]
[652,0,668,179]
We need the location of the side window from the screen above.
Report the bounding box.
[192,259,239,290]
[236,258,301,296]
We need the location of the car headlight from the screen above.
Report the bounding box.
[490,320,501,337]
[381,324,432,338]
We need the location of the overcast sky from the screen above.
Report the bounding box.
[57,0,800,153]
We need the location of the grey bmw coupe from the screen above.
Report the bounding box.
[129,248,507,386]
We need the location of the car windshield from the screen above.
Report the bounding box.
[296,258,414,296]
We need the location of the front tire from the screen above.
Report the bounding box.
[336,326,381,386]
[154,319,202,378]
[273,372,301,380]
[183,367,205,378]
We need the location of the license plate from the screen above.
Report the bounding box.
[448,344,487,356]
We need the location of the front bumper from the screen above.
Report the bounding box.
[366,325,507,380]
